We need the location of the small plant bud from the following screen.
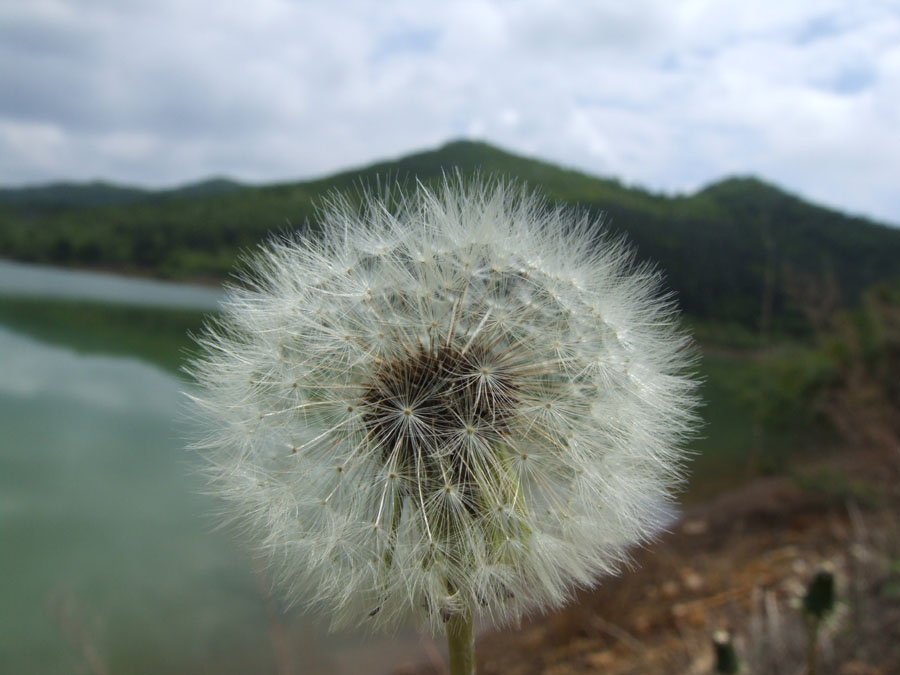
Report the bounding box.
[713,630,740,674]
[803,563,836,619]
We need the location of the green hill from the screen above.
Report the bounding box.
[0,177,245,211]
[2,140,898,331]
[0,181,152,210]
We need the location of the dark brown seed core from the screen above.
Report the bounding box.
[361,344,517,497]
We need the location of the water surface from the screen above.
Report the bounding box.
[0,265,435,674]
[0,259,222,308]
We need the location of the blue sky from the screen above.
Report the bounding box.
[1,0,898,225]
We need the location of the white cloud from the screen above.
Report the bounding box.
[0,0,897,224]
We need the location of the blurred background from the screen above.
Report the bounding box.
[1,1,898,673]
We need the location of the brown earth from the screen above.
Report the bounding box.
[397,449,900,675]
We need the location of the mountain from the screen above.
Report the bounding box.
[0,181,152,210]
[0,177,245,211]
[1,140,898,331]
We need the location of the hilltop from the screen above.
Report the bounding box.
[2,140,899,330]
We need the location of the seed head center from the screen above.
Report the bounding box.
[361,343,517,491]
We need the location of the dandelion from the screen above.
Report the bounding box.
[187,178,698,673]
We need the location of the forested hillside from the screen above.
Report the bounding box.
[2,140,898,331]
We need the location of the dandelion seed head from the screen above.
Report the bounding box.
[188,177,699,632]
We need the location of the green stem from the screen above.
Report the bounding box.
[446,611,475,675]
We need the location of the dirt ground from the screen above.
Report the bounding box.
[397,449,900,675]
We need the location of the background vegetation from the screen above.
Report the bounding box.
[3,140,899,333]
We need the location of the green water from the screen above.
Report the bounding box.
[0,263,431,674]
[0,327,272,672]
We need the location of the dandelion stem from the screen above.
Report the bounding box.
[446,610,475,675]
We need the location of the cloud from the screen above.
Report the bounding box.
[0,0,897,225]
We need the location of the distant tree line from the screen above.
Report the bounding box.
[2,141,899,334]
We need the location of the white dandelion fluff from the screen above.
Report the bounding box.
[187,178,698,644]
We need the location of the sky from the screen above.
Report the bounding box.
[1,0,898,225]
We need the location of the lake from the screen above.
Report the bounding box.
[0,262,437,674]
[0,259,223,308]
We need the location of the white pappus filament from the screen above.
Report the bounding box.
[187,177,699,632]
